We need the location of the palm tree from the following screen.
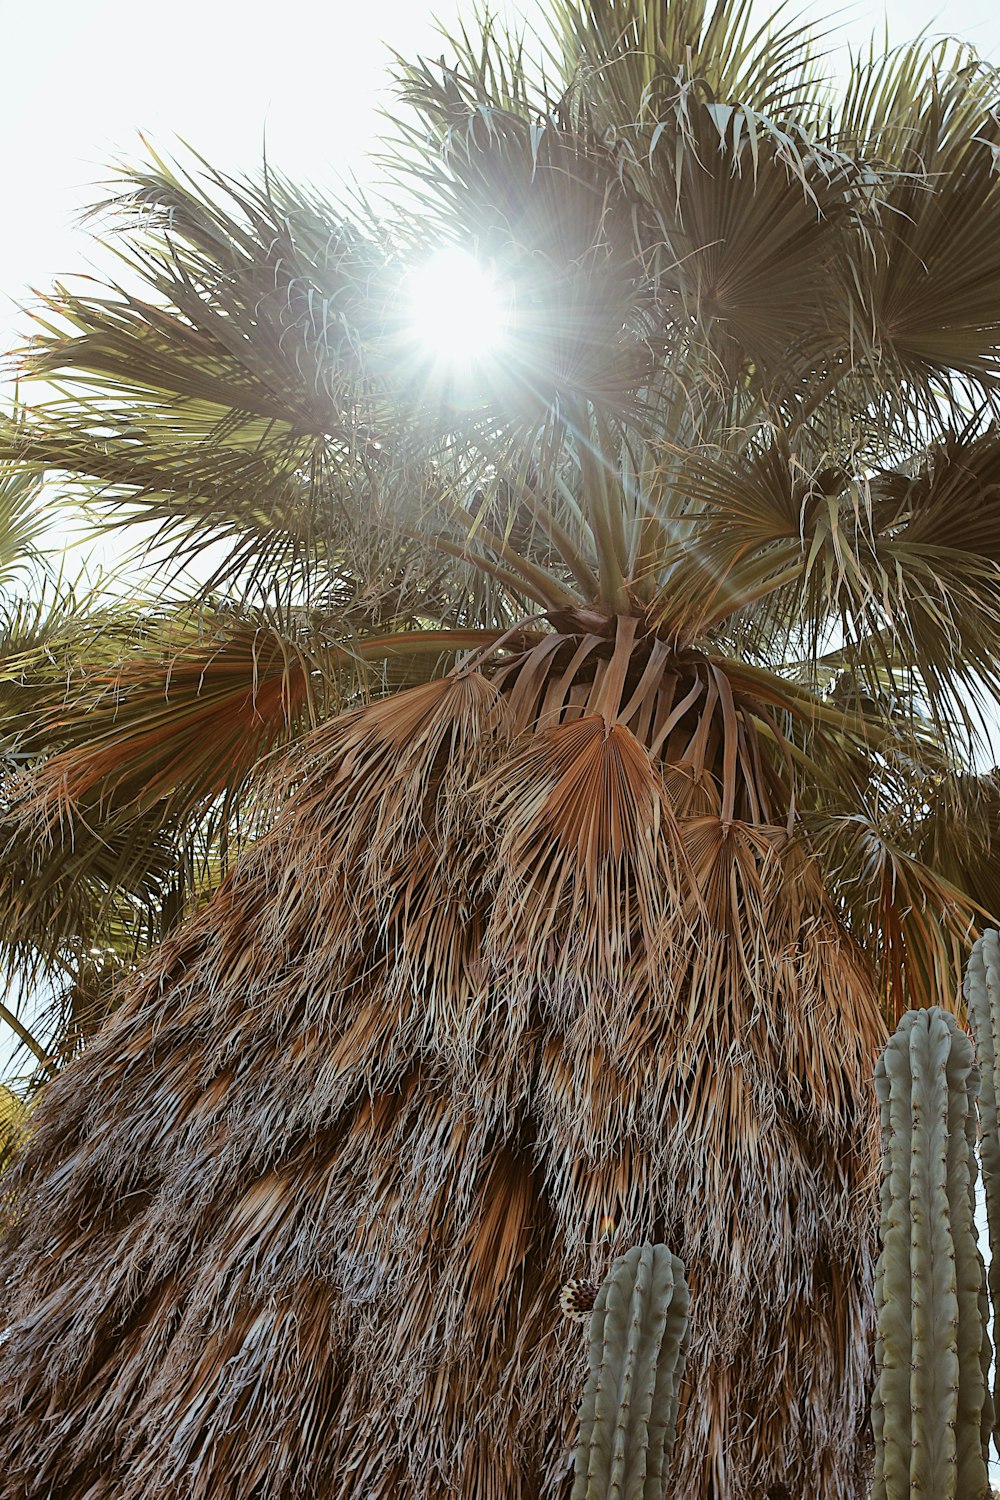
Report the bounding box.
[3,1,1000,1495]
[0,451,127,1079]
[0,447,204,1080]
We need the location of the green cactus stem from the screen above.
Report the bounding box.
[871,1006,992,1500]
[964,929,1000,1457]
[571,1242,689,1500]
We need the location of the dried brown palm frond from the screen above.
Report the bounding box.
[0,602,331,992]
[0,574,190,1046]
[0,656,885,1499]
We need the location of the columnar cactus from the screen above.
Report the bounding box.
[964,929,1000,1448]
[571,1242,689,1500]
[871,1006,992,1500]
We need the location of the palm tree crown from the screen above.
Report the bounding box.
[3,2,1000,1496]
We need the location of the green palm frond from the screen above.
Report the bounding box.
[913,766,1000,916]
[869,60,1000,399]
[0,444,47,602]
[0,1080,34,1175]
[546,0,829,121]
[388,5,872,433]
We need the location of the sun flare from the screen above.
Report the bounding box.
[405,247,508,368]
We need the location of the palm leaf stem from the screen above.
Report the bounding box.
[353,628,529,660]
[430,496,576,604]
[700,558,807,628]
[552,472,588,533]
[594,404,634,582]
[514,479,600,596]
[721,654,898,743]
[628,440,678,605]
[410,528,571,609]
[0,1001,56,1077]
[786,362,852,436]
[571,400,630,610]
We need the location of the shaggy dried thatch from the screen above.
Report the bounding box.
[0,639,886,1499]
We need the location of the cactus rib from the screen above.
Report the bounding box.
[964,928,1000,1458]
[871,1006,991,1500]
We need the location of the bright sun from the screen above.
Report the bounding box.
[405,247,508,368]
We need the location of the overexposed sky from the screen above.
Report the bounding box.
[3,0,1000,362]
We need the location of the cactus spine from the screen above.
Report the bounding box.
[871,1006,992,1500]
[571,1242,689,1500]
[964,928,1000,1455]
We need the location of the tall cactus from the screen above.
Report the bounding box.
[871,1006,992,1500]
[571,1242,689,1500]
[964,928,1000,1451]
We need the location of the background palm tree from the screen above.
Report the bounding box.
[0,448,205,1084]
[3,1,1000,1495]
[0,450,130,1081]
